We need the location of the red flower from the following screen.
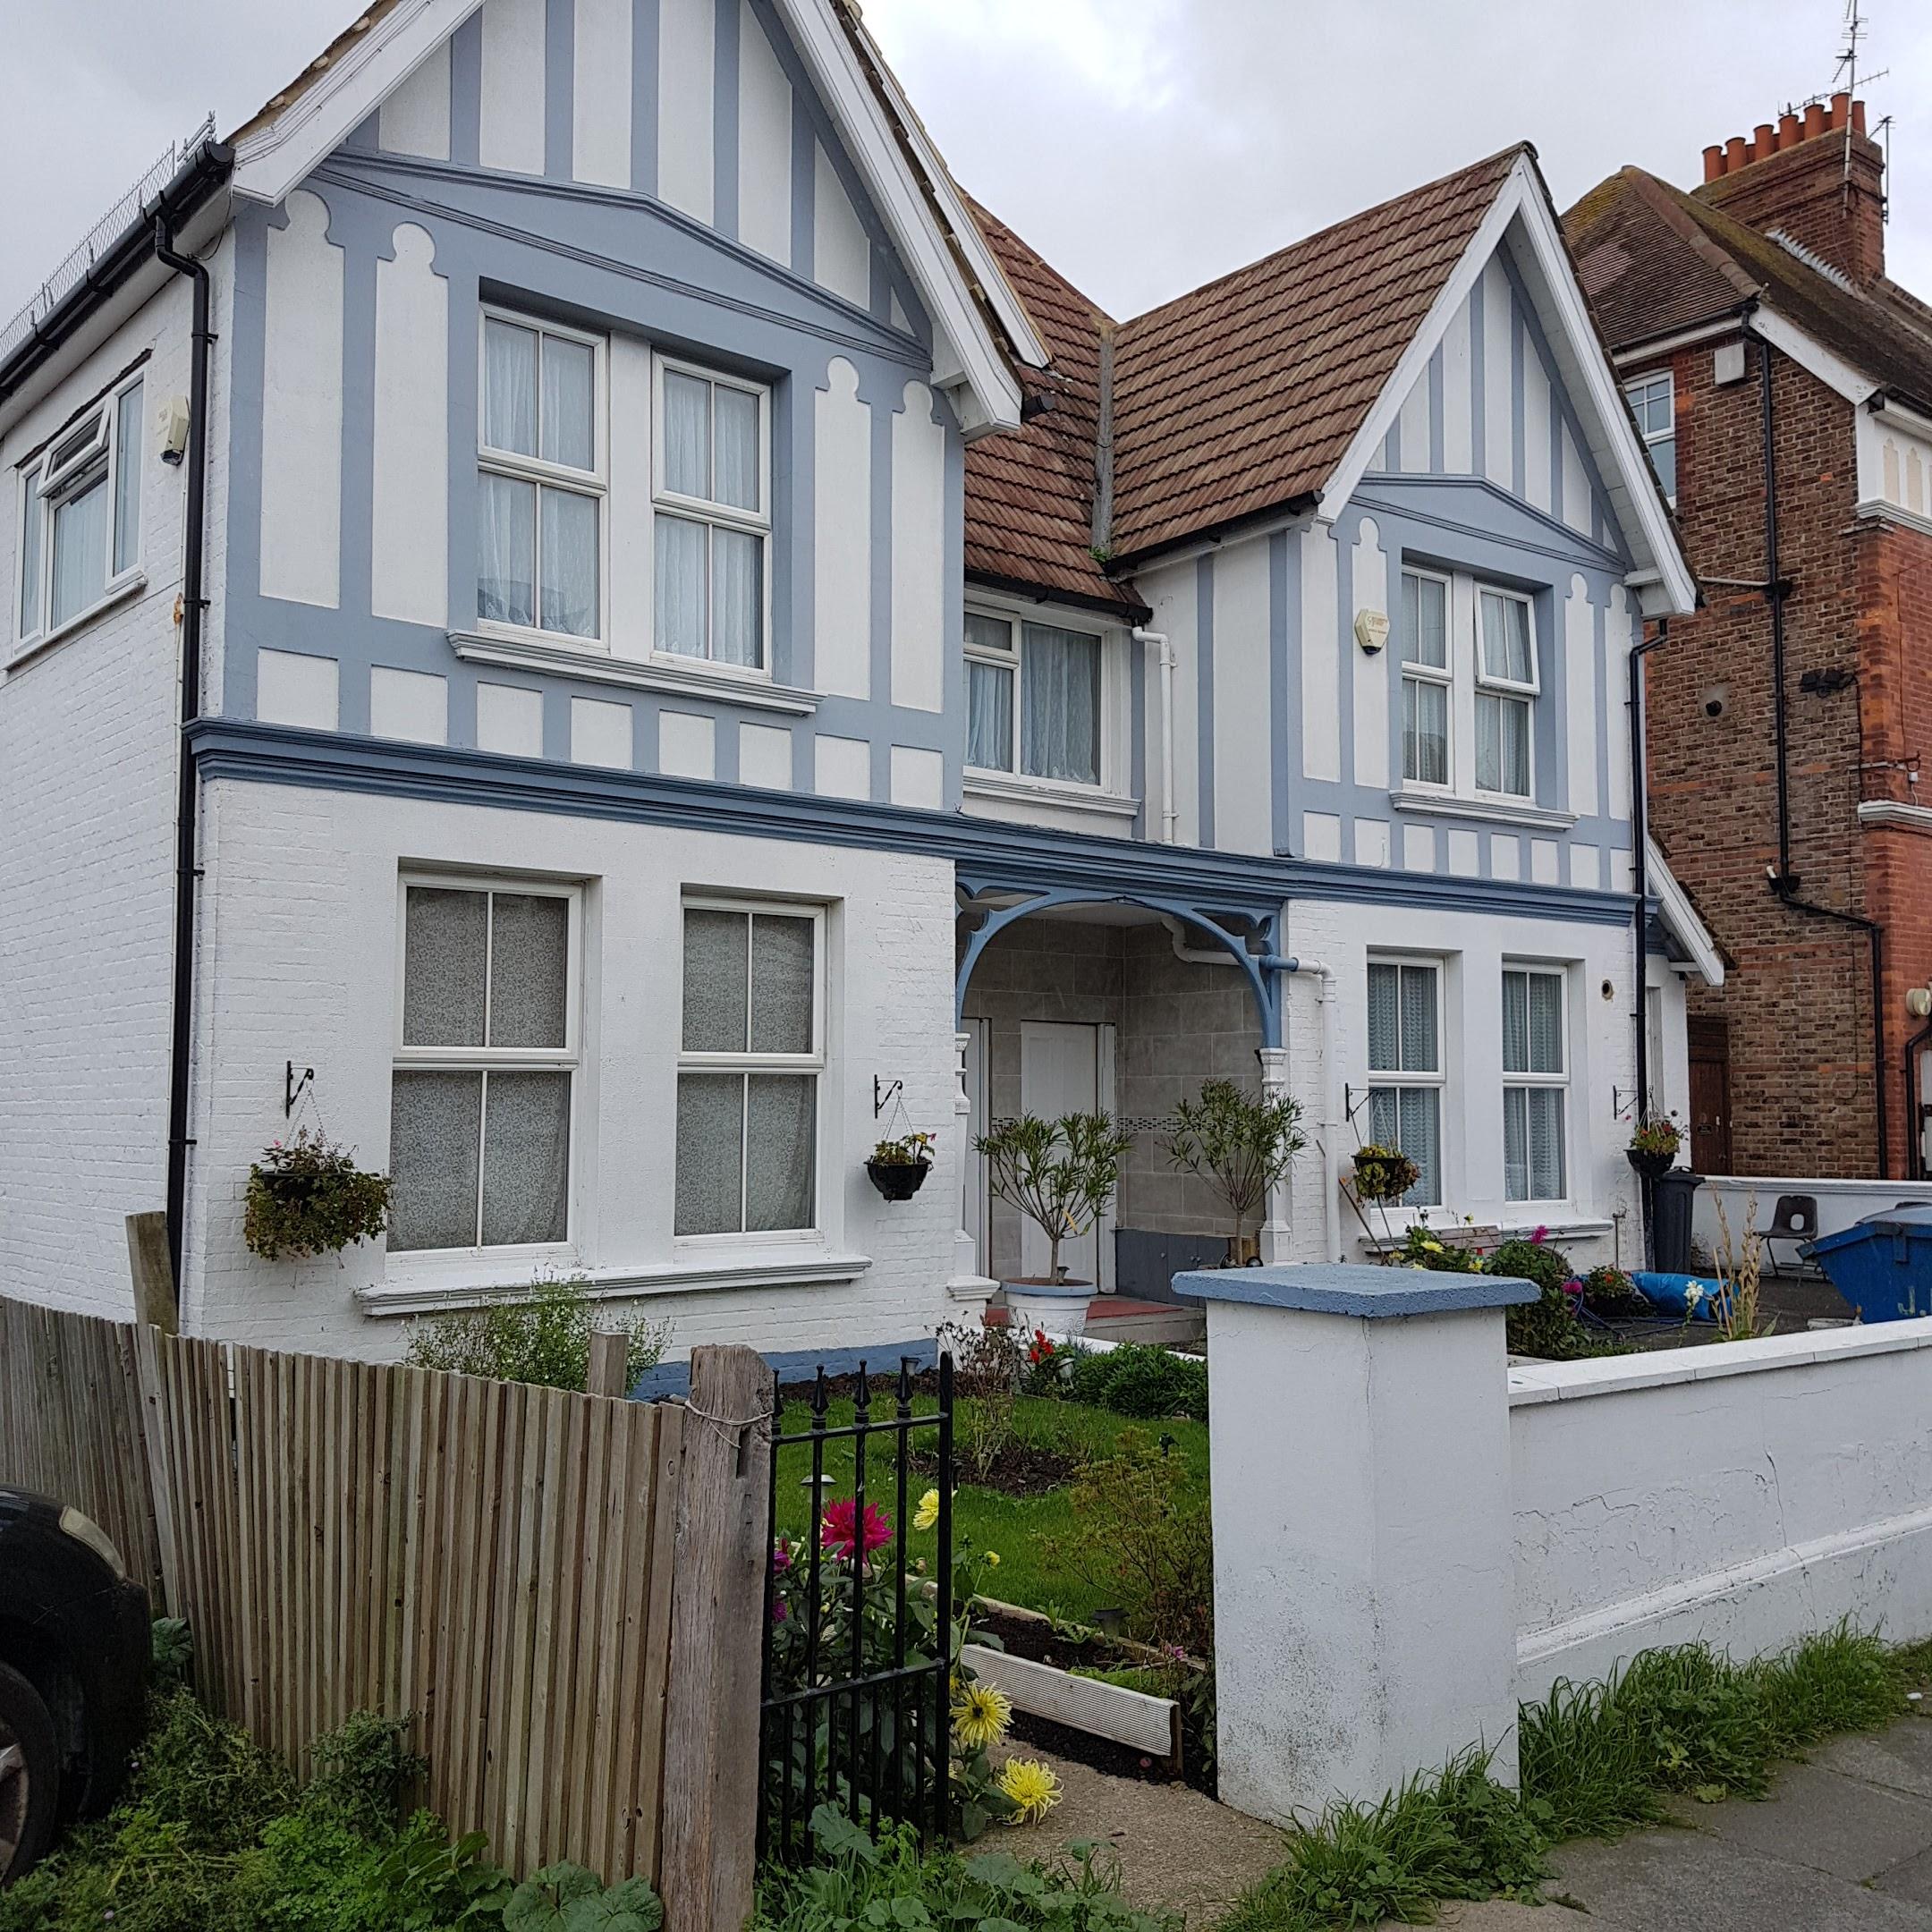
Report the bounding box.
[1532,1225,1550,1244]
[771,1535,792,1574]
[820,1497,892,1559]
[1027,1327,1055,1365]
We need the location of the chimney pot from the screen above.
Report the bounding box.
[1830,89,1852,131]
[1753,123,1775,160]
[1778,111,1801,150]
[1803,100,1826,139]
[1725,135,1750,171]
[1703,143,1725,182]
[1852,98,1867,136]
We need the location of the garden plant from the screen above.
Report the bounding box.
[1159,1079,1304,1262]
[974,1113,1135,1284]
[243,1130,393,1261]
[404,1272,670,1392]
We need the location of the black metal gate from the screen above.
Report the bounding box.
[758,1353,954,1861]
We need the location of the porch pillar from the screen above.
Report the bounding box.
[1257,1046,1294,1265]
[946,1030,997,1308]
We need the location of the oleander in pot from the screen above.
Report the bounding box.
[244,1129,394,1260]
[866,1131,936,1201]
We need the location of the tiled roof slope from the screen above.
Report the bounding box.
[1103,146,1525,563]
[1564,165,1932,413]
[962,200,1140,612]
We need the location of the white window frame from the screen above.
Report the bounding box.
[1364,954,1446,1208]
[15,372,145,656]
[649,351,774,677]
[675,895,827,1245]
[1623,371,1676,503]
[389,873,583,1259]
[475,307,609,649]
[1473,584,1539,803]
[1502,964,1570,1206]
[962,604,1114,795]
[1398,565,1453,792]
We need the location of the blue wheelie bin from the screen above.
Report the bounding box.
[1805,1204,1932,1321]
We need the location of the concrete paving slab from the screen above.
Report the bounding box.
[1683,1762,1932,1882]
[1816,1719,1932,1802]
[1876,1844,1932,1907]
[1552,1826,1932,1930]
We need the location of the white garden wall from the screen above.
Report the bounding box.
[1691,1175,1932,1259]
[1510,1319,1932,1700]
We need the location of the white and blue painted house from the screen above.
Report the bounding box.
[0,0,1716,1363]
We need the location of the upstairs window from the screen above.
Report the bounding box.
[478,313,604,642]
[1399,569,1450,787]
[1624,372,1675,500]
[1366,958,1444,1208]
[1502,967,1568,1202]
[653,356,770,671]
[965,612,1104,787]
[16,375,143,648]
[1475,588,1537,800]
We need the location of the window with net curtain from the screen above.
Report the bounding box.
[389,884,576,1252]
[1475,589,1536,798]
[477,316,601,640]
[964,612,1103,785]
[18,376,143,644]
[675,905,820,1237]
[654,360,768,670]
[1366,959,1443,1207]
[1399,569,1450,786]
[1503,967,1567,1202]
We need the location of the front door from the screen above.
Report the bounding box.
[1018,1021,1114,1289]
[1688,1017,1732,1175]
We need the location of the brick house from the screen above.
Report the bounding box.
[1569,93,1932,1180]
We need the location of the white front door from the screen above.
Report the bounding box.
[1018,1021,1115,1289]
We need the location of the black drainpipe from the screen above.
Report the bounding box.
[1753,331,1892,1174]
[155,218,215,1293]
[1630,618,1666,1121]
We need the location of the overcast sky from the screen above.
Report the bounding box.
[3,0,1928,326]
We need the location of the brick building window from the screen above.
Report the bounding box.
[1366,957,1444,1207]
[1623,372,1675,500]
[675,900,823,1237]
[389,879,580,1252]
[1502,966,1567,1202]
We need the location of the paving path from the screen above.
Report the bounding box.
[1003,1704,1932,1928]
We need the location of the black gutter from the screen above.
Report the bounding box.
[1753,328,1892,1174]
[0,140,232,407]
[154,218,216,1297]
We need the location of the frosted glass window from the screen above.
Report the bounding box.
[653,357,770,668]
[1503,968,1566,1203]
[676,902,821,1236]
[18,463,42,638]
[113,383,142,575]
[1365,958,1443,1207]
[393,882,576,1250]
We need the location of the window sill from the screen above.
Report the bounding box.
[8,572,147,672]
[449,630,820,716]
[962,770,1139,818]
[1387,787,1578,833]
[357,1247,872,1317]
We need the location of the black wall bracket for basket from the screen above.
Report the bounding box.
[284,1060,315,1118]
[873,1076,902,1120]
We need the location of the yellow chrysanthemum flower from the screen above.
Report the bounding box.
[951,1680,1013,1750]
[913,1487,940,1532]
[985,1550,1000,1567]
[997,1757,1062,1824]
[1421,1239,1444,1254]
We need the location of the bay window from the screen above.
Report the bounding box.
[478,313,604,641]
[16,374,143,648]
[1366,958,1444,1207]
[675,901,823,1237]
[1502,967,1567,1202]
[653,356,770,670]
[389,879,579,1253]
[965,611,1104,787]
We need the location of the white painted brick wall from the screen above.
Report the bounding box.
[187,777,964,1362]
[0,276,202,1318]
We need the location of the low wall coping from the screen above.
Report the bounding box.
[1174,1263,1539,1318]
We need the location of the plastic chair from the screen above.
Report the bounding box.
[1764,1194,1820,1276]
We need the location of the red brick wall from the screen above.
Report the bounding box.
[1640,335,1885,1175]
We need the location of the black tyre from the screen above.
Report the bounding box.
[0,1661,58,1885]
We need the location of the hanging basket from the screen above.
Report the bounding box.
[866,1157,932,1202]
[1626,1147,1676,1182]
[244,1131,393,1259]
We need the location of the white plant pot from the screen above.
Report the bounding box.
[1003,1278,1093,1340]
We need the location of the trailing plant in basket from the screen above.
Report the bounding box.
[244,1131,393,1260]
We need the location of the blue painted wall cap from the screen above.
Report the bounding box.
[1173,1263,1539,1318]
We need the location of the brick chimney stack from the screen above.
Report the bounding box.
[1696,92,1885,284]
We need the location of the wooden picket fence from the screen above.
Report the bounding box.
[0,1294,769,1923]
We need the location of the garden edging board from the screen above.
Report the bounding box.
[961,1641,1182,1765]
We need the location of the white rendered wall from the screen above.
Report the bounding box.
[1511,1321,1932,1699]
[185,778,962,1362]
[0,274,206,1318]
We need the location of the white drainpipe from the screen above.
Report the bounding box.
[1273,956,1344,1265]
[1132,626,1177,843]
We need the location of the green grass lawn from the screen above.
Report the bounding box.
[770,1391,1208,1624]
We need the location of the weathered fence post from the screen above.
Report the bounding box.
[125,1210,178,1333]
[586,1330,629,1400]
[658,1344,773,1928]
[1174,1264,1536,1824]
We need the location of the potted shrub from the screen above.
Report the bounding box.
[1626,1113,1682,1181]
[974,1112,1134,1339]
[1159,1078,1304,1267]
[866,1130,936,1201]
[244,1130,393,1260]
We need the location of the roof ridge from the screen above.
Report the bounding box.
[960,191,1117,331]
[1616,168,1762,303]
[1116,140,1530,336]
